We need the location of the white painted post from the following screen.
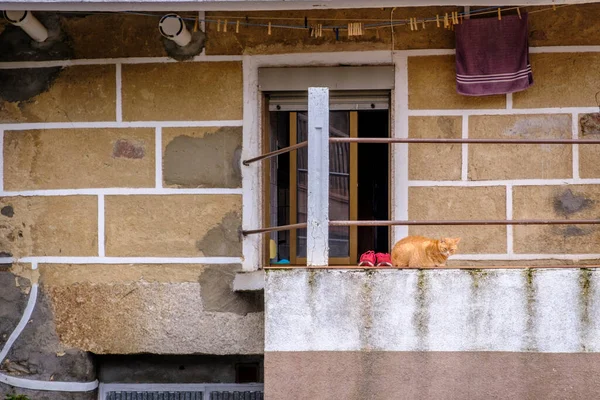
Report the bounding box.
[307,87,329,267]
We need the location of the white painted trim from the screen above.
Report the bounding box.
[0,188,242,196]
[0,120,243,130]
[408,107,599,116]
[452,253,600,261]
[0,46,596,71]
[529,46,600,53]
[0,284,98,392]
[241,56,262,272]
[0,284,38,364]
[506,93,513,110]
[2,1,596,13]
[9,256,242,264]
[98,195,105,257]
[250,50,394,67]
[461,116,469,181]
[115,63,122,123]
[0,129,3,193]
[0,55,243,69]
[408,178,600,187]
[572,112,580,180]
[506,184,514,255]
[155,127,163,188]
[306,87,330,267]
[393,53,409,243]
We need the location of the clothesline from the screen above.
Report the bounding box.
[60,4,569,33]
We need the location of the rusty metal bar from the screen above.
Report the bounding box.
[242,141,308,166]
[243,138,600,166]
[242,222,307,235]
[329,138,600,144]
[243,219,600,235]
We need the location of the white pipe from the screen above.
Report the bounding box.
[0,283,98,392]
[3,11,49,42]
[0,284,38,364]
[159,14,192,47]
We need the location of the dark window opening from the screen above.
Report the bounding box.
[266,98,390,266]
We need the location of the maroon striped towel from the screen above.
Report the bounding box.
[455,13,533,96]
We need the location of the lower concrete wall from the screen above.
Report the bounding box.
[266,269,599,352]
[265,351,600,400]
[265,269,600,399]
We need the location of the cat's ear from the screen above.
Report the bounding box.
[453,237,461,244]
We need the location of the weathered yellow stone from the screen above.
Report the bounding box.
[408,186,506,254]
[408,56,506,110]
[408,116,462,180]
[0,65,116,123]
[513,53,600,108]
[528,4,600,47]
[513,185,600,254]
[121,62,243,121]
[61,14,166,59]
[0,196,97,257]
[468,115,572,180]
[4,128,155,190]
[105,195,242,256]
[162,126,242,188]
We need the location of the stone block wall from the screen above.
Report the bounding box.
[407,51,600,264]
[0,15,261,396]
[2,4,600,397]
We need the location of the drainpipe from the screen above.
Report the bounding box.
[159,14,192,47]
[3,11,49,42]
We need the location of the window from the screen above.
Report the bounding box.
[265,92,390,266]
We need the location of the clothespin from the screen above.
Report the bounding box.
[497,8,502,21]
[316,23,323,37]
[217,19,221,32]
[517,7,522,19]
[375,28,380,39]
[223,19,228,32]
[436,14,440,28]
[459,14,463,24]
[414,18,418,31]
[268,21,272,35]
[444,13,449,28]
[236,20,240,33]
[553,1,557,11]
[304,16,308,28]
[422,20,426,29]
[193,16,199,32]
[409,18,413,31]
[336,28,340,40]
[348,23,352,36]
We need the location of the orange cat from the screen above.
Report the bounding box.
[391,236,461,268]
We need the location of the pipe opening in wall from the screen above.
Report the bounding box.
[3,10,49,42]
[159,14,192,47]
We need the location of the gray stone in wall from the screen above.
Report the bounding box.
[265,269,600,352]
[0,386,95,400]
[3,288,95,381]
